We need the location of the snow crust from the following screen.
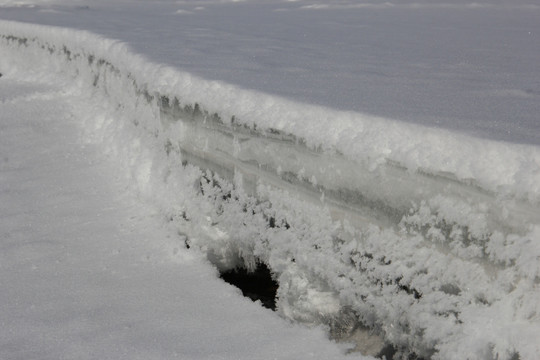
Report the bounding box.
[2,0,539,145]
[0,76,364,360]
[1,12,539,360]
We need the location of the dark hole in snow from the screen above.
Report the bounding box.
[376,345,426,360]
[377,344,398,359]
[219,263,427,360]
[220,263,278,311]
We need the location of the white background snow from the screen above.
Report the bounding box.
[2,0,539,144]
[1,0,539,359]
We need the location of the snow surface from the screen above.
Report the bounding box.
[1,0,539,145]
[1,1,539,359]
[0,75,366,359]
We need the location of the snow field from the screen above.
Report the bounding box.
[1,19,539,359]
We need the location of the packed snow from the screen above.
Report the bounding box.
[0,74,367,359]
[1,1,539,359]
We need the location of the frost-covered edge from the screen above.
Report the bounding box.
[1,20,539,360]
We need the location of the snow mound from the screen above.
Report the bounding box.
[1,20,539,359]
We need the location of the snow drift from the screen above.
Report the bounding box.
[1,20,539,359]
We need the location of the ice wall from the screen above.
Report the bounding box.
[1,20,539,359]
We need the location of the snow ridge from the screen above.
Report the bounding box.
[1,20,539,359]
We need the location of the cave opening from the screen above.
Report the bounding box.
[219,262,279,311]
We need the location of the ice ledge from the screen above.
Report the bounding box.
[1,20,539,359]
[1,20,539,204]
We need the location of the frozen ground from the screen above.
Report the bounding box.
[1,1,539,359]
[0,75,364,359]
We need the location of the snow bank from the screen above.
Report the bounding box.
[1,20,539,359]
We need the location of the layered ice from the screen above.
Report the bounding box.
[1,18,539,359]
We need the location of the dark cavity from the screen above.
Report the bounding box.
[219,262,278,311]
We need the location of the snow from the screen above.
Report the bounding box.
[0,1,539,359]
[1,0,539,145]
[0,76,364,360]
